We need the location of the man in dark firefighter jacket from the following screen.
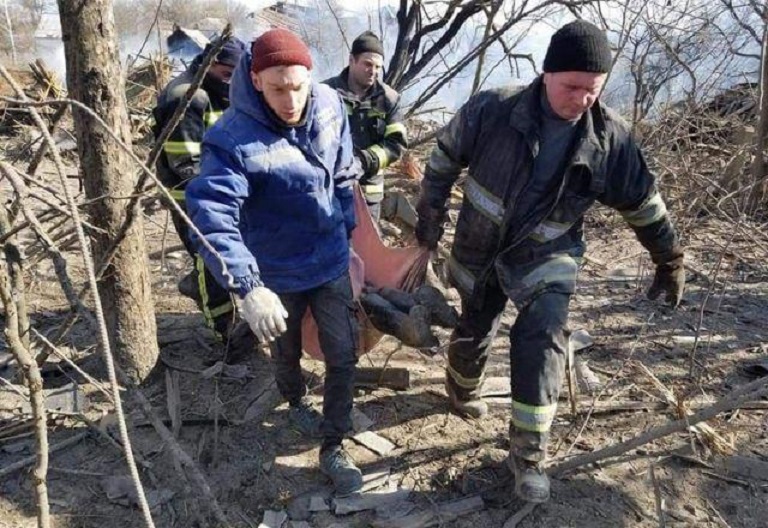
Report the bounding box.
[324,31,408,220]
[414,20,685,504]
[153,36,246,340]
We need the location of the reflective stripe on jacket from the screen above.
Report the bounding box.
[418,77,678,306]
[153,61,229,201]
[323,68,408,182]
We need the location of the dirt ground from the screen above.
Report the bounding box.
[1,145,768,528]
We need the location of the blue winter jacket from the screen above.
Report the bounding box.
[185,50,358,296]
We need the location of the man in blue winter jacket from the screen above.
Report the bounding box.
[185,29,363,496]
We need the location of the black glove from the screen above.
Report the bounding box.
[355,148,379,178]
[415,205,445,250]
[647,255,685,308]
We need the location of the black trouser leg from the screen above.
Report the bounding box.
[270,291,310,406]
[508,291,571,462]
[446,281,507,401]
[308,273,359,450]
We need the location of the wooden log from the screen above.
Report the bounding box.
[0,432,87,478]
[334,489,411,515]
[352,431,397,456]
[372,495,484,528]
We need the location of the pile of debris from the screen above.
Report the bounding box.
[643,82,763,218]
[126,55,173,140]
[0,59,63,133]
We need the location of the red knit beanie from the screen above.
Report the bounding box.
[251,29,313,74]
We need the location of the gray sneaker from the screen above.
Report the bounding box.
[319,445,363,496]
[288,399,323,438]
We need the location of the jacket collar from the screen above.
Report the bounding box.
[333,66,384,101]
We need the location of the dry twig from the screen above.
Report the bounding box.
[552,375,768,475]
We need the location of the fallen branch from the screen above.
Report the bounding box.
[690,219,739,376]
[0,431,87,479]
[649,462,666,528]
[132,389,229,525]
[0,165,97,332]
[27,104,68,177]
[634,361,733,454]
[373,495,484,528]
[502,502,537,528]
[31,329,113,401]
[556,313,656,459]
[551,375,768,475]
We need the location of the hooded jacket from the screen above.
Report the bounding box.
[185,50,358,295]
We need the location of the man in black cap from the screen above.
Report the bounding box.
[414,19,685,502]
[324,31,408,220]
[153,36,248,346]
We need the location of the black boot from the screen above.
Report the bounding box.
[360,292,438,349]
[414,285,459,328]
[177,269,201,302]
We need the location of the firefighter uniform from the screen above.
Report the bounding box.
[415,77,683,461]
[153,40,244,337]
[324,68,407,219]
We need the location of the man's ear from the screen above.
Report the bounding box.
[251,71,262,92]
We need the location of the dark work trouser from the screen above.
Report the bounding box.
[446,277,571,462]
[170,206,234,337]
[361,171,384,222]
[270,273,359,448]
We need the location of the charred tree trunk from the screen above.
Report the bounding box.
[57,0,158,384]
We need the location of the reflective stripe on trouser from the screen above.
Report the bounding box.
[509,290,571,463]
[163,141,201,156]
[168,204,230,322]
[360,171,385,222]
[446,269,571,462]
[168,188,185,202]
[195,255,234,337]
[445,277,508,401]
[167,198,232,336]
[204,110,223,127]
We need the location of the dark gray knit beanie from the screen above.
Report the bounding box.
[543,20,612,73]
[351,31,384,57]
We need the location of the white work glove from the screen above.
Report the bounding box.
[239,286,288,343]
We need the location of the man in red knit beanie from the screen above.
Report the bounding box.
[186,29,364,496]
